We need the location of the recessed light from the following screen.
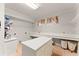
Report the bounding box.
[25,2,40,10]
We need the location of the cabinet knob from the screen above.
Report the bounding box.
[14,33,16,35]
[25,32,27,34]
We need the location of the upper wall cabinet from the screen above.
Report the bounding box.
[35,16,60,26]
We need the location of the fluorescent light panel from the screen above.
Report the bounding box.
[25,2,39,10]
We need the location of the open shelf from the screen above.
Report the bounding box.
[52,38,78,56]
[52,45,77,56]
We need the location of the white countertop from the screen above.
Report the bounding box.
[4,37,17,42]
[53,36,79,41]
[30,33,79,41]
[22,36,52,50]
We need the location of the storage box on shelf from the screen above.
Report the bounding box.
[52,38,78,56]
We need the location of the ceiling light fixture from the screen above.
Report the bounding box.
[25,2,40,10]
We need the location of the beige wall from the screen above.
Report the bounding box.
[34,10,76,34]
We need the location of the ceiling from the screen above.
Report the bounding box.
[5,3,77,20]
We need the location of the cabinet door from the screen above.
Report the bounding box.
[36,40,53,56]
[5,40,18,56]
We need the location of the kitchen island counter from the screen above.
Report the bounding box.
[22,36,53,56]
[22,36,52,50]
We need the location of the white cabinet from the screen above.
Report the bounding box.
[5,39,18,56]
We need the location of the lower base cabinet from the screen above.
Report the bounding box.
[5,40,18,56]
